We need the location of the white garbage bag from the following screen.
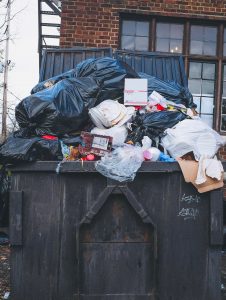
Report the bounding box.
[91,125,128,147]
[161,119,224,160]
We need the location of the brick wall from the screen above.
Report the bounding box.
[60,0,226,49]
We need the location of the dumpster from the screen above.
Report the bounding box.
[7,48,223,300]
[9,161,222,300]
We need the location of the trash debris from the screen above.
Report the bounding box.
[161,119,224,160]
[16,77,100,136]
[178,159,224,193]
[89,100,135,129]
[0,135,62,163]
[147,91,189,114]
[139,73,195,108]
[31,68,77,94]
[196,157,223,185]
[91,125,128,147]
[124,78,148,106]
[126,110,188,145]
[142,136,152,150]
[76,57,138,104]
[95,144,144,182]
[79,131,113,156]
[0,54,224,192]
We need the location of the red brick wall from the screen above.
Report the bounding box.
[60,0,226,49]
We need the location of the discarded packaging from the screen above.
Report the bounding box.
[178,159,224,193]
[95,144,144,182]
[124,78,148,106]
[79,131,112,156]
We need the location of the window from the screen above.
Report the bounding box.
[156,23,183,53]
[190,25,217,56]
[221,65,226,131]
[121,20,149,51]
[120,17,226,133]
[189,62,215,127]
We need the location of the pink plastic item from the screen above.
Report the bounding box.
[143,150,152,160]
[86,154,95,161]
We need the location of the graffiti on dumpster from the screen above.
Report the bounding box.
[178,194,200,221]
[178,207,199,220]
[180,194,200,205]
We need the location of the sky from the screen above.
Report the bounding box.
[2,0,39,109]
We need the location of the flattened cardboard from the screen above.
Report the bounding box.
[177,159,223,193]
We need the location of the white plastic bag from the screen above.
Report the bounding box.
[91,125,128,147]
[89,100,135,129]
[95,144,144,182]
[161,119,224,160]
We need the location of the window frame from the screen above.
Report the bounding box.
[119,14,225,134]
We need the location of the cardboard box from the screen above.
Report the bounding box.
[124,78,148,106]
[177,159,224,193]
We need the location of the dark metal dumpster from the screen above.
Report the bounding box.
[9,162,223,300]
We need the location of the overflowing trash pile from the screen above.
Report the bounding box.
[0,57,224,192]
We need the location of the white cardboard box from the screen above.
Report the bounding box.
[124,78,148,106]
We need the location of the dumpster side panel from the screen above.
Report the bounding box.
[114,50,187,87]
[39,48,112,81]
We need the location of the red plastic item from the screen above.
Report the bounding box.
[42,135,58,140]
[156,104,165,111]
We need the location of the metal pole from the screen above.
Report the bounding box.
[2,0,11,141]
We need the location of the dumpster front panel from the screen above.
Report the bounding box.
[9,162,222,300]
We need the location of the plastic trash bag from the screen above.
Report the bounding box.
[16,77,99,136]
[161,119,224,160]
[76,57,138,104]
[91,125,128,147]
[31,68,77,94]
[89,100,135,129]
[126,111,188,145]
[95,144,144,182]
[139,73,195,108]
[0,136,62,163]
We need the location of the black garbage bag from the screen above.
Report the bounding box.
[0,136,62,163]
[16,77,99,136]
[76,57,138,104]
[126,111,188,145]
[31,68,77,94]
[0,166,10,227]
[139,72,195,109]
[61,135,82,146]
